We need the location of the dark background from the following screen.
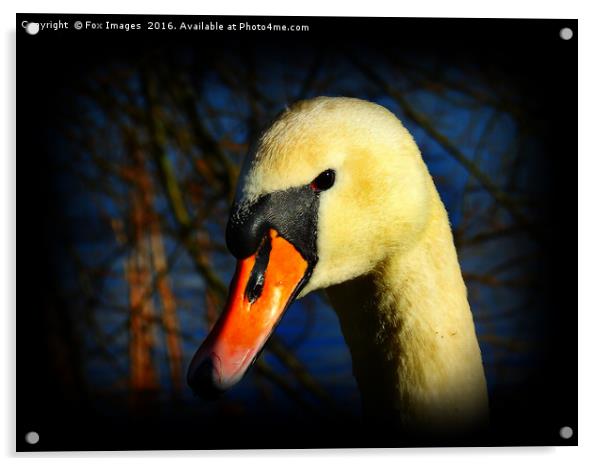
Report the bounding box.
[17,14,577,450]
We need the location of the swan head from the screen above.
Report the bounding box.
[188,97,434,397]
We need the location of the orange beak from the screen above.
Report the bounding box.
[187,229,309,397]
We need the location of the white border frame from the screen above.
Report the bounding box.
[2,1,599,464]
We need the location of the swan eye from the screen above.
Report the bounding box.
[310,169,336,192]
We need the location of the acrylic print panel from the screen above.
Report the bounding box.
[17,14,577,450]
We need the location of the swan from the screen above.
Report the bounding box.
[188,96,489,436]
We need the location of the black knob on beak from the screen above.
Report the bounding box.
[226,186,320,266]
[226,196,270,260]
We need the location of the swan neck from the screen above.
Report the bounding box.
[326,201,488,433]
